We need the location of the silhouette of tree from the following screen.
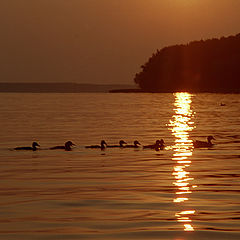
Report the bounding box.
[134,33,240,92]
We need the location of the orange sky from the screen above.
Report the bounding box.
[0,0,240,84]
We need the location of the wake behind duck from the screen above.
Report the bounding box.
[124,140,141,148]
[107,140,127,148]
[85,140,107,150]
[14,142,40,151]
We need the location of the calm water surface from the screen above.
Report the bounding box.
[0,93,239,240]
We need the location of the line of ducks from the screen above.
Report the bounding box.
[13,136,215,151]
[13,140,164,151]
[85,139,165,151]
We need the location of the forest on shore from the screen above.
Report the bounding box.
[134,33,240,93]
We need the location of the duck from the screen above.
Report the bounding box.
[14,142,40,151]
[107,140,127,148]
[193,136,215,148]
[50,141,75,151]
[143,139,165,151]
[85,140,107,150]
[124,140,141,148]
[155,139,165,151]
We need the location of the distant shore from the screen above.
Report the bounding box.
[1,82,239,94]
[0,82,137,93]
[109,88,144,93]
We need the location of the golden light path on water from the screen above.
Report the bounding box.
[169,92,196,232]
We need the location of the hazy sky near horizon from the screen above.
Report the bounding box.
[1,0,240,84]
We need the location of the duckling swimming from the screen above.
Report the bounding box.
[85,140,107,150]
[14,142,40,151]
[108,140,127,148]
[50,141,75,151]
[143,139,164,151]
[124,140,141,148]
[193,136,215,148]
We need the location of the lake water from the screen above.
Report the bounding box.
[0,92,239,240]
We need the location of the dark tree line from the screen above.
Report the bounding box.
[134,33,240,92]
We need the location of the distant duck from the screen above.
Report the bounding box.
[124,140,141,148]
[143,139,165,150]
[220,103,226,106]
[193,136,215,148]
[85,140,107,150]
[50,141,75,151]
[14,142,40,151]
[108,140,127,148]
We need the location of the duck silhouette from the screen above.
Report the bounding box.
[124,140,141,148]
[14,142,40,151]
[193,136,215,148]
[50,141,75,151]
[143,139,165,151]
[107,140,127,148]
[85,140,107,150]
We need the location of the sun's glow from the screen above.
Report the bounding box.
[184,224,194,231]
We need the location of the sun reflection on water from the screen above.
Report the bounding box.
[169,92,196,232]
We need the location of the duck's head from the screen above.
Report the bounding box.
[160,139,165,144]
[134,140,141,146]
[32,142,40,147]
[65,141,75,148]
[207,136,215,141]
[119,140,127,145]
[101,140,107,146]
[156,139,164,145]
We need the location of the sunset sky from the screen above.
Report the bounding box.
[1,0,240,84]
